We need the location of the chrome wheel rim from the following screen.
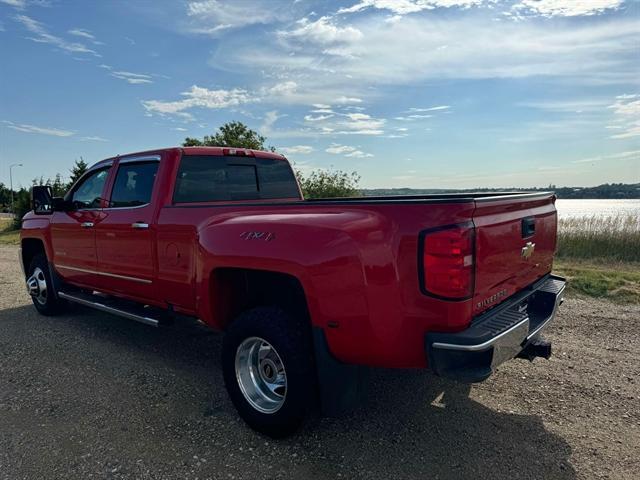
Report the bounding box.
[235,337,287,414]
[26,267,48,306]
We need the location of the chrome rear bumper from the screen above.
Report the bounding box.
[425,274,566,383]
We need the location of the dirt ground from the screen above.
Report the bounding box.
[0,244,638,480]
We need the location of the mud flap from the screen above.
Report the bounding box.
[312,327,369,416]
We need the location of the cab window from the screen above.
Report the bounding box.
[110,161,159,208]
[70,168,110,209]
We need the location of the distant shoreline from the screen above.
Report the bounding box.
[362,183,640,199]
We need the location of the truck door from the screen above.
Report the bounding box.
[94,156,160,302]
[50,165,111,288]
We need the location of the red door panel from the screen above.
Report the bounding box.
[50,210,101,286]
[95,205,156,302]
[50,165,112,289]
[94,159,160,303]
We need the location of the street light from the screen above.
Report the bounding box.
[9,163,23,217]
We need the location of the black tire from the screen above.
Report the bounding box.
[27,254,66,316]
[222,306,316,438]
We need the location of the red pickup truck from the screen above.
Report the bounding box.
[21,147,565,437]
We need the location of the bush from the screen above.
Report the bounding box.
[295,169,361,199]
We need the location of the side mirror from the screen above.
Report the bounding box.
[31,186,54,215]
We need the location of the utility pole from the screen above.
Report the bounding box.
[9,163,23,217]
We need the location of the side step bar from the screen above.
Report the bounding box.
[58,291,163,327]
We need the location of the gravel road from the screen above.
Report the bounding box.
[1,244,638,480]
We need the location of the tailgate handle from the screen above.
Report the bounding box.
[522,217,535,237]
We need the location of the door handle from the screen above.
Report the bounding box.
[81,222,94,229]
[131,222,149,229]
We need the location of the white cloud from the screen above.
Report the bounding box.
[3,120,74,137]
[311,107,335,114]
[110,71,153,84]
[326,143,373,157]
[173,127,188,132]
[14,15,100,56]
[0,0,26,8]
[261,81,298,98]
[335,96,362,104]
[337,0,486,15]
[305,114,334,122]
[305,109,385,135]
[185,0,282,35]
[143,85,252,118]
[572,150,640,164]
[68,28,104,45]
[225,13,638,91]
[608,94,640,139]
[518,99,611,113]
[278,145,314,155]
[408,105,450,112]
[79,135,108,142]
[386,133,409,138]
[513,0,623,17]
[68,28,94,40]
[337,0,623,18]
[261,110,282,134]
[609,96,640,117]
[143,79,364,121]
[279,16,363,45]
[395,114,433,121]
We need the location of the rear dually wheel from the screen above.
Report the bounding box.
[222,307,316,438]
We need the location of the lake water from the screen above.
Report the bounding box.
[555,199,640,219]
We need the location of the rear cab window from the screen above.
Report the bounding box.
[173,155,300,203]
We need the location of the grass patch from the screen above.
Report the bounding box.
[554,260,640,304]
[0,230,20,245]
[0,229,20,245]
[555,215,640,302]
[0,217,19,245]
[0,217,12,230]
[557,214,640,262]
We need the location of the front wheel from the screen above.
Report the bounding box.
[26,254,66,316]
[222,307,316,438]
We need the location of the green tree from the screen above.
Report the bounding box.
[0,183,10,210]
[183,121,274,151]
[295,169,361,199]
[11,187,31,229]
[68,157,88,188]
[51,173,67,197]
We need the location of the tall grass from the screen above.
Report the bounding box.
[557,214,640,262]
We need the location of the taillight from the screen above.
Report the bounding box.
[419,224,475,299]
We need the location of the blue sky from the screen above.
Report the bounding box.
[1,0,639,189]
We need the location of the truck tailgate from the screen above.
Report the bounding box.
[472,194,557,315]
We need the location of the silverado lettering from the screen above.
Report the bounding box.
[477,289,508,309]
[21,146,566,437]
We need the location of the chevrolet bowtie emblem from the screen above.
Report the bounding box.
[521,241,536,259]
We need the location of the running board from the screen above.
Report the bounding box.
[58,291,163,327]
